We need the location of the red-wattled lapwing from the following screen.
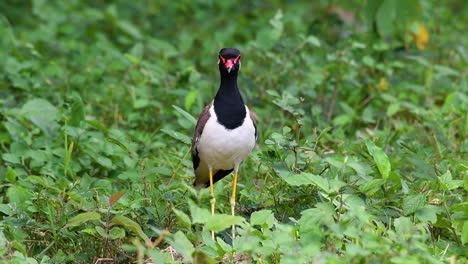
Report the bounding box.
[191,48,257,239]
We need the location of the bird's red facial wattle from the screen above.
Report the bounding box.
[219,55,240,73]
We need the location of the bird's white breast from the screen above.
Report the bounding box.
[198,105,256,170]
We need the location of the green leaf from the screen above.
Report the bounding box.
[96,156,113,168]
[415,206,441,224]
[462,221,468,245]
[375,0,396,37]
[438,170,463,191]
[387,103,400,116]
[299,202,335,230]
[188,201,243,232]
[65,212,101,228]
[111,215,148,241]
[216,237,232,253]
[109,227,126,240]
[20,98,59,135]
[250,210,275,228]
[403,194,426,215]
[170,231,194,262]
[305,35,321,47]
[106,137,131,154]
[173,105,197,125]
[205,214,244,233]
[69,94,85,126]
[0,204,14,216]
[7,186,33,205]
[394,217,412,235]
[365,139,391,179]
[277,171,329,192]
[359,179,385,195]
[189,201,212,224]
[256,10,283,49]
[86,120,109,134]
[173,208,192,229]
[184,91,199,112]
[95,226,107,238]
[160,128,192,145]
[5,166,17,183]
[117,20,142,39]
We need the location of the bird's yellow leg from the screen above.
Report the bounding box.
[230,169,238,239]
[209,168,215,240]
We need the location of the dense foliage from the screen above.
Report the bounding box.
[0,1,467,263]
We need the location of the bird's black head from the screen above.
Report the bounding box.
[218,48,241,75]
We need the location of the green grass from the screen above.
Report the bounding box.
[0,1,467,263]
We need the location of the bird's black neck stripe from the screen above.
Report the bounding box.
[214,72,246,129]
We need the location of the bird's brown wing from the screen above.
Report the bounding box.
[191,101,212,170]
[249,107,258,140]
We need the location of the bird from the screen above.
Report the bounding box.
[191,48,257,239]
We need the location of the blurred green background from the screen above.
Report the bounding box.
[0,1,467,263]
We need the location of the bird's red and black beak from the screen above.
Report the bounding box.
[219,55,241,73]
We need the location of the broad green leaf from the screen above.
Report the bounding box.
[305,35,321,47]
[250,210,275,228]
[170,231,194,262]
[117,169,139,181]
[394,216,413,235]
[7,186,33,205]
[299,202,335,229]
[65,212,101,228]
[20,98,59,135]
[277,171,329,192]
[129,42,143,58]
[147,250,172,264]
[188,201,243,232]
[183,91,199,112]
[189,201,211,224]
[375,0,396,37]
[96,156,113,168]
[365,139,391,179]
[438,170,463,191]
[359,179,385,195]
[111,215,148,241]
[403,194,426,215]
[462,221,468,245]
[216,237,232,253]
[0,204,14,216]
[95,226,107,238]
[5,166,17,183]
[173,208,191,229]
[415,206,441,224]
[205,214,244,233]
[387,103,400,116]
[109,227,126,240]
